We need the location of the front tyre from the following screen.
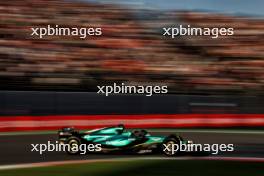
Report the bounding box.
[66,137,81,155]
[162,138,179,156]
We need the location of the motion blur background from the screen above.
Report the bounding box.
[0,0,264,94]
[0,0,263,128]
[0,1,263,176]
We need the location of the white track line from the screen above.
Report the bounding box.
[0,157,264,170]
[149,129,264,135]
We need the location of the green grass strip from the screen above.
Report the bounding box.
[0,159,263,176]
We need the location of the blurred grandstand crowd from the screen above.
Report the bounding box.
[0,0,263,94]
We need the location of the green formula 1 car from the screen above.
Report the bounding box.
[58,124,192,156]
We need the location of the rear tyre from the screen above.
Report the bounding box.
[66,137,81,155]
[162,138,179,156]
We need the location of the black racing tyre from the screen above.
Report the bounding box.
[66,137,81,155]
[162,138,179,156]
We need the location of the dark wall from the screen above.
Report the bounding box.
[0,91,263,116]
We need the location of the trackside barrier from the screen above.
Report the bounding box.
[0,114,264,132]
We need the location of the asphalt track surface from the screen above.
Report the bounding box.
[0,131,263,165]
